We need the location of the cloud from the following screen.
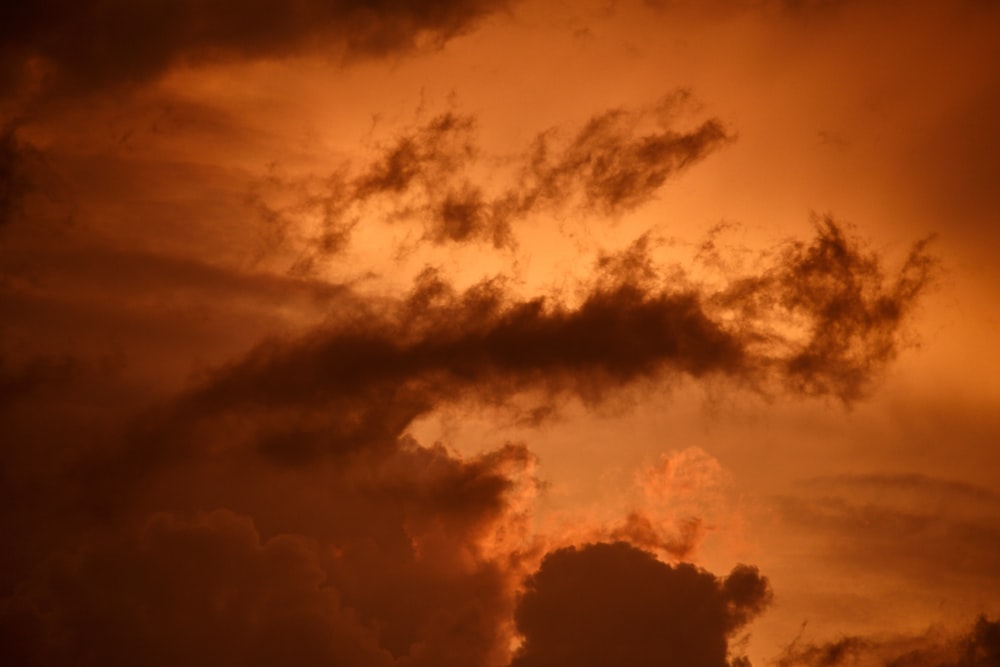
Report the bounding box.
[0,509,394,667]
[0,354,78,412]
[146,219,931,464]
[0,0,510,101]
[0,209,932,663]
[773,472,1000,586]
[776,615,1000,667]
[510,541,770,667]
[714,217,935,401]
[0,101,935,667]
[518,104,731,216]
[257,97,732,259]
[0,435,537,667]
[0,127,38,227]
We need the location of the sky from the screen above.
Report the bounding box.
[1,1,999,666]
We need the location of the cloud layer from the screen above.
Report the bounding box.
[1,2,978,663]
[0,0,509,101]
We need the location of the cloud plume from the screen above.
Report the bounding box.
[154,219,932,465]
[254,97,732,260]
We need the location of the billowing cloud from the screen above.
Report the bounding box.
[0,435,537,667]
[510,541,771,667]
[0,509,394,667]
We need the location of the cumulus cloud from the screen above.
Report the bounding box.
[0,434,537,667]
[0,509,394,667]
[510,541,771,667]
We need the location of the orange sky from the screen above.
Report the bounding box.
[1,1,999,666]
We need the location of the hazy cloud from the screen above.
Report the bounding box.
[777,615,1000,667]
[0,127,37,227]
[774,472,1000,585]
[257,99,732,259]
[0,0,510,101]
[0,509,394,667]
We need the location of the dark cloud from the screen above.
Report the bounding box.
[0,354,78,412]
[608,512,705,559]
[258,100,732,259]
[519,107,731,216]
[0,209,932,663]
[0,509,394,667]
[351,112,511,248]
[0,435,535,667]
[0,104,934,666]
[510,541,770,667]
[152,218,931,465]
[0,0,510,101]
[777,615,1000,667]
[714,217,935,401]
[0,127,37,227]
[0,217,929,664]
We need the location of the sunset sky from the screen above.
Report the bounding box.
[1,1,999,665]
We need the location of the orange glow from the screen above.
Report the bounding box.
[1,1,998,665]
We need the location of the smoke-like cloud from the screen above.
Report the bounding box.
[152,218,932,464]
[777,615,1000,667]
[50,218,929,544]
[254,97,732,261]
[510,541,771,667]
